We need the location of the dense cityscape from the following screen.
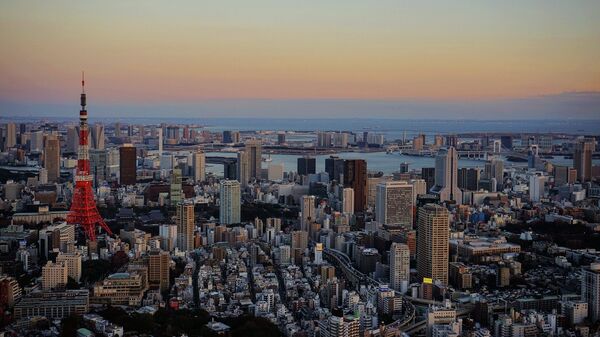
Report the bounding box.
[0,78,599,337]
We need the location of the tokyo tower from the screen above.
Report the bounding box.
[67,73,113,241]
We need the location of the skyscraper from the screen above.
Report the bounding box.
[298,156,316,175]
[582,263,600,323]
[245,139,262,180]
[458,168,480,191]
[432,147,462,204]
[66,126,79,153]
[376,181,413,227]
[220,180,241,225]
[90,124,105,150]
[44,135,60,183]
[574,138,596,182]
[3,123,16,151]
[417,204,449,285]
[390,242,410,292]
[148,250,170,292]
[484,158,504,191]
[343,159,367,213]
[119,144,136,186]
[325,156,345,182]
[421,167,436,192]
[342,188,354,215]
[170,168,182,205]
[300,195,316,231]
[176,202,195,252]
[237,150,250,186]
[192,151,205,183]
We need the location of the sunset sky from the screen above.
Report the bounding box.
[1,1,599,118]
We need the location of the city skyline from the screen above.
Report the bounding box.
[1,1,600,119]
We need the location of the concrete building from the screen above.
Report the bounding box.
[300,195,316,232]
[56,252,82,283]
[192,151,206,183]
[148,249,170,292]
[582,263,600,323]
[342,188,355,215]
[245,139,262,180]
[344,159,367,212]
[42,260,68,290]
[219,180,241,225]
[390,242,410,293]
[376,181,414,227]
[92,269,148,306]
[44,135,61,183]
[176,202,195,252]
[417,204,449,285]
[574,138,596,182]
[13,290,89,319]
[431,147,462,204]
[119,144,136,186]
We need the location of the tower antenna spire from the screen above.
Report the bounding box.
[81,71,85,92]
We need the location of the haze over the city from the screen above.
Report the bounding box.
[1,0,599,119]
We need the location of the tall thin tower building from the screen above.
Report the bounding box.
[574,138,596,182]
[44,135,61,183]
[417,204,449,285]
[390,242,410,292]
[176,202,195,252]
[220,180,241,224]
[245,139,262,180]
[582,263,600,323]
[300,195,316,231]
[432,147,462,204]
[192,151,206,183]
[67,74,113,241]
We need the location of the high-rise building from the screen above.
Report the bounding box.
[170,168,182,205]
[458,168,480,191]
[484,158,504,191]
[4,122,17,151]
[223,130,240,143]
[191,151,205,183]
[300,195,316,231]
[582,263,600,323]
[176,202,195,252]
[237,150,251,186]
[56,252,82,283]
[42,261,68,290]
[298,156,316,175]
[268,163,284,181]
[432,147,462,204]
[342,188,355,215]
[390,242,410,292]
[44,135,60,183]
[66,126,80,153]
[421,167,436,191]
[553,165,577,186]
[114,122,122,137]
[159,224,177,251]
[90,124,105,150]
[344,159,367,212]
[529,174,546,202]
[90,149,107,186]
[119,144,136,185]
[148,249,170,292]
[325,156,345,182]
[574,138,596,182]
[376,181,413,227]
[245,139,262,180]
[417,204,449,285]
[220,180,241,224]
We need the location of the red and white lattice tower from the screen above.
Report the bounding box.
[67,73,113,241]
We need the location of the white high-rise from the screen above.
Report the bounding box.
[220,180,241,224]
[376,181,413,227]
[390,242,410,292]
[342,188,355,215]
[432,147,462,204]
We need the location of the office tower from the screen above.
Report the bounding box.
[314,243,324,264]
[42,261,68,290]
[4,123,16,150]
[245,139,262,180]
[119,144,136,185]
[66,126,79,153]
[277,132,286,145]
[298,156,316,175]
[484,158,504,191]
[400,162,409,174]
[417,204,449,285]
[553,165,577,186]
[411,179,427,202]
[574,138,596,182]
[291,230,308,264]
[333,132,349,148]
[56,252,82,283]
[90,149,107,186]
[582,263,600,322]
[68,76,113,241]
[237,150,250,185]
[343,159,367,212]
[166,126,179,143]
[342,188,355,215]
[300,195,316,231]
[114,122,121,137]
[156,127,163,155]
[500,135,513,150]
[421,167,436,192]
[159,224,177,251]
[458,168,480,191]
[220,180,241,224]
[30,130,44,152]
[445,134,458,148]
[325,156,345,182]
[529,175,545,202]
[192,151,205,183]
[432,147,462,204]
[170,168,182,205]
[376,181,413,227]
[148,250,170,292]
[90,124,105,150]
[44,135,60,183]
[176,202,195,252]
[390,242,410,292]
[223,130,240,143]
[317,131,333,147]
[268,163,284,181]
